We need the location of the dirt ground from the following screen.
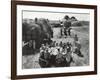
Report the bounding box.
[22,26,89,69]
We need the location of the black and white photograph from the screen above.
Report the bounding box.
[12,1,97,79]
[22,10,90,69]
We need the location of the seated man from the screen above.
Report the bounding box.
[39,49,51,68]
[74,47,83,57]
[55,49,66,67]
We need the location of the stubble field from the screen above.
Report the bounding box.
[22,25,89,69]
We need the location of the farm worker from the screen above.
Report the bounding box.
[60,21,63,27]
[50,47,58,66]
[74,34,78,41]
[60,47,63,53]
[52,47,59,56]
[68,28,72,36]
[34,17,38,24]
[62,48,66,55]
[44,49,51,62]
[64,52,73,66]
[64,27,67,37]
[66,42,72,53]
[39,49,51,68]
[40,44,46,51]
[73,46,83,57]
[39,51,47,68]
[55,49,66,67]
[60,28,63,37]
[59,41,63,47]
[75,41,81,50]
[74,34,79,46]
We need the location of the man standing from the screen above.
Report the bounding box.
[68,28,72,36]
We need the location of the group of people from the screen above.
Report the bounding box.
[39,34,83,68]
[60,27,72,37]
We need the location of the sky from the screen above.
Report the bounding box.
[22,10,90,21]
